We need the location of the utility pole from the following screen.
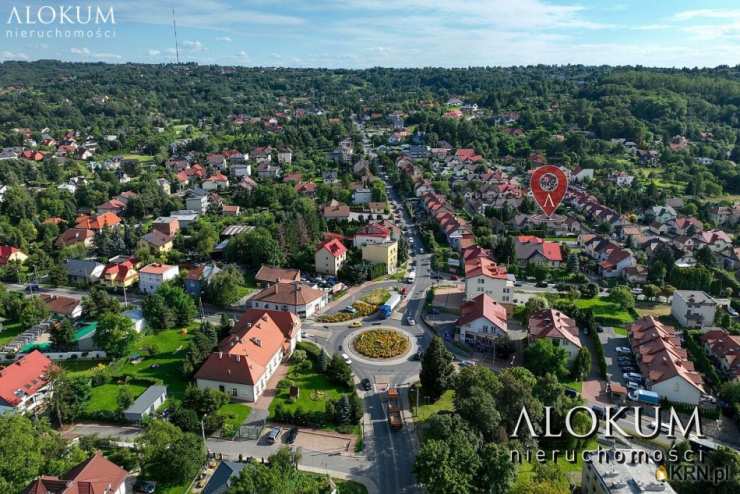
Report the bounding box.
[172,9,180,64]
[122,285,128,308]
[201,413,208,447]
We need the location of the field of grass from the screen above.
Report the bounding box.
[635,303,671,318]
[217,403,251,433]
[61,359,107,376]
[362,288,391,306]
[270,366,350,415]
[0,322,24,346]
[122,153,155,163]
[84,383,147,414]
[516,437,599,484]
[613,327,629,336]
[573,298,634,325]
[113,329,192,398]
[414,389,455,423]
[561,380,583,393]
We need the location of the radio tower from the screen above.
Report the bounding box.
[172,8,180,64]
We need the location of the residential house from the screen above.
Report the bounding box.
[255,161,281,179]
[708,204,740,226]
[353,223,391,247]
[528,309,582,362]
[581,450,677,494]
[55,228,96,249]
[40,294,83,319]
[0,350,53,415]
[0,245,28,265]
[457,294,508,350]
[514,236,562,268]
[123,385,167,423]
[315,238,347,276]
[203,173,230,191]
[629,317,705,404]
[184,263,222,297]
[75,212,121,230]
[322,200,351,221]
[65,259,105,284]
[96,198,127,215]
[255,265,301,287]
[700,330,740,381]
[570,166,594,183]
[22,452,129,494]
[185,189,209,214]
[202,461,247,494]
[599,248,637,279]
[361,241,398,275]
[464,256,513,304]
[196,311,293,401]
[152,217,180,237]
[277,147,293,165]
[671,290,717,328]
[248,282,327,319]
[139,263,179,294]
[138,229,174,253]
[231,163,251,178]
[102,257,138,289]
[352,187,373,205]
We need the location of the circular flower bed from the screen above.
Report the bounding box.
[353,329,410,359]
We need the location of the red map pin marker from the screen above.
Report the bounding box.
[530,165,567,217]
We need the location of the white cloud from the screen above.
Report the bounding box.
[70,47,91,55]
[182,40,206,52]
[148,49,161,56]
[94,52,123,60]
[217,36,232,42]
[1,51,29,60]
[672,9,740,21]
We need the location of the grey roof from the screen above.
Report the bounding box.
[221,225,254,237]
[65,259,105,278]
[124,385,167,415]
[203,461,247,494]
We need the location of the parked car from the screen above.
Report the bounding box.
[623,372,643,383]
[564,387,579,398]
[591,405,606,419]
[342,353,352,365]
[349,321,362,328]
[285,427,298,444]
[406,317,416,326]
[626,381,640,391]
[266,426,281,445]
[460,360,476,368]
[361,378,372,391]
[343,306,358,314]
[616,347,632,355]
[134,480,157,494]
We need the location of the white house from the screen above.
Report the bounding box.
[196,310,299,402]
[671,290,717,328]
[352,187,373,205]
[139,263,180,294]
[457,294,508,349]
[249,282,328,318]
[464,257,513,304]
[0,350,53,415]
[528,309,582,362]
[630,317,705,404]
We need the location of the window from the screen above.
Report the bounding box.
[219,385,225,392]
[232,388,237,397]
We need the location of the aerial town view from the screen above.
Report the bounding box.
[1,1,740,493]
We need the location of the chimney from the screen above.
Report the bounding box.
[218,352,223,359]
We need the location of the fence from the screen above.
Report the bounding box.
[0,350,107,361]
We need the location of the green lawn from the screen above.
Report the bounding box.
[362,289,390,306]
[122,153,155,163]
[414,389,455,423]
[61,359,107,376]
[84,383,147,414]
[270,367,350,416]
[113,329,192,398]
[613,327,629,336]
[516,437,598,483]
[217,403,251,433]
[561,380,583,393]
[0,322,24,346]
[572,298,634,325]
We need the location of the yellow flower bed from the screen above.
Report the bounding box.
[353,329,409,359]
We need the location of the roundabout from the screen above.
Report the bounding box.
[341,326,418,366]
[353,328,410,359]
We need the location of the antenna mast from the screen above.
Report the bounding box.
[172,8,180,64]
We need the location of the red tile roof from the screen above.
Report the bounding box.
[318,238,347,257]
[528,309,581,348]
[255,265,301,284]
[74,212,121,230]
[140,263,177,275]
[457,294,508,331]
[23,451,128,494]
[0,351,53,407]
[0,245,24,265]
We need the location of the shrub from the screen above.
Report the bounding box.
[353,329,410,359]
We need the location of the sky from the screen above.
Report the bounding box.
[2,0,740,68]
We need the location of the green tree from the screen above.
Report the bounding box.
[566,253,579,273]
[48,370,91,427]
[571,347,592,380]
[609,285,635,310]
[414,435,480,494]
[203,265,245,308]
[136,420,205,485]
[420,336,455,400]
[50,319,76,350]
[523,296,549,321]
[327,354,353,388]
[94,312,136,358]
[82,286,122,319]
[478,443,517,494]
[117,385,135,412]
[225,227,284,269]
[524,338,569,379]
